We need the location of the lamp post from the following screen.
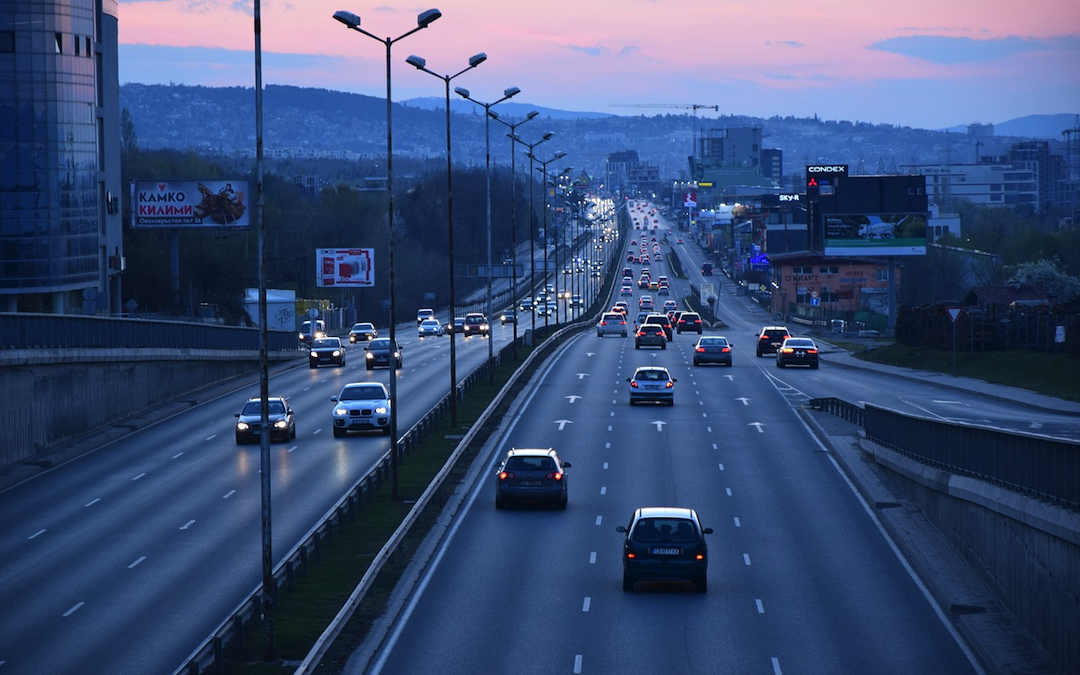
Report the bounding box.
[489,109,538,360]
[405,52,485,428]
[455,85,520,385]
[526,150,566,330]
[512,132,553,337]
[333,7,441,501]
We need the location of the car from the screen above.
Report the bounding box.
[634,324,667,350]
[776,337,820,368]
[677,312,703,334]
[657,284,670,296]
[638,294,654,311]
[330,382,391,436]
[616,507,712,593]
[627,366,676,404]
[570,294,584,307]
[416,308,436,326]
[637,276,650,289]
[633,311,651,330]
[662,300,678,313]
[463,312,489,337]
[693,336,732,366]
[536,305,553,317]
[648,280,660,291]
[234,396,295,444]
[613,301,630,315]
[620,285,634,296]
[452,316,466,333]
[348,322,378,344]
[494,448,571,509]
[676,237,684,244]
[365,337,402,370]
[298,319,326,347]
[657,275,669,286]
[501,309,517,325]
[417,318,444,338]
[597,312,628,337]
[519,297,534,312]
[643,313,674,341]
[308,336,346,368]
[755,325,791,357]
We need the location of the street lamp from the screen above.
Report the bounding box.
[405,51,485,428]
[489,109,538,360]
[455,85,520,384]
[526,150,567,330]
[511,131,553,337]
[333,7,441,501]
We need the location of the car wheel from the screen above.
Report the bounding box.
[777,360,785,368]
[694,572,708,594]
[235,435,244,445]
[811,362,819,369]
[495,496,505,510]
[668,399,674,407]
[558,493,567,510]
[383,426,392,436]
[309,364,317,369]
[621,332,627,337]
[661,343,666,350]
[629,399,635,406]
[597,332,602,337]
[332,427,345,438]
[635,343,640,349]
[694,358,700,366]
[366,364,373,371]
[623,572,635,592]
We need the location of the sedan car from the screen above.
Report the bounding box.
[776,337,820,368]
[365,337,402,370]
[417,318,444,338]
[330,382,391,436]
[627,366,676,405]
[597,312,628,337]
[693,336,732,366]
[616,507,712,593]
[348,322,378,344]
[308,337,346,368]
[234,396,295,444]
[494,448,571,510]
[634,324,667,350]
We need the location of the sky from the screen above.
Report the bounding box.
[116,0,1080,130]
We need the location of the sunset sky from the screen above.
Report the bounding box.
[117,0,1080,130]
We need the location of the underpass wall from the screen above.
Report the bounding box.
[0,349,303,472]
[865,439,1080,674]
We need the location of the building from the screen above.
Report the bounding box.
[0,0,122,314]
[768,252,899,328]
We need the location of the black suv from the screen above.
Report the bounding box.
[755,325,791,357]
[616,507,713,593]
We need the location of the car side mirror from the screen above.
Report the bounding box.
[561,461,571,468]
[672,378,678,383]
[626,378,631,382]
[330,396,339,402]
[615,526,627,533]
[234,413,241,418]
[702,527,714,535]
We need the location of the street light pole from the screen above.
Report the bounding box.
[455,85,520,385]
[333,7,441,501]
[405,52,485,428]
[527,150,566,331]
[512,132,553,338]
[489,110,538,361]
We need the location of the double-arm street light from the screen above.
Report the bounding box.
[511,131,553,336]
[333,7,441,500]
[525,150,567,330]
[404,52,485,428]
[454,85,520,384]
[488,109,538,360]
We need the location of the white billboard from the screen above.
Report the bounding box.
[132,180,249,228]
[317,248,374,287]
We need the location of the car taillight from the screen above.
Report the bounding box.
[665,381,674,389]
[695,346,705,353]
[695,553,705,560]
[781,348,794,354]
[807,348,818,354]
[721,346,731,352]
[630,381,639,388]
[626,552,636,559]
[620,321,626,325]
[499,471,514,480]
[548,472,563,481]
[600,321,608,325]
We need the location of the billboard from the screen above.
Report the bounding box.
[823,213,928,256]
[317,248,374,287]
[132,180,249,228]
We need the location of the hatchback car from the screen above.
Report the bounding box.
[643,313,674,341]
[755,326,791,357]
[634,324,667,350]
[417,318,444,338]
[776,337,820,368]
[662,300,678,313]
[494,448,571,510]
[365,338,402,370]
[627,366,676,405]
[330,382,391,436]
[639,295,655,311]
[348,322,378,344]
[308,337,346,368]
[597,312,628,337]
[657,284,670,296]
[235,396,295,444]
[616,507,712,592]
[693,336,733,366]
[463,313,489,337]
[677,312,703,334]
[620,285,634,297]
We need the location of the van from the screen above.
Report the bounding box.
[299,319,326,345]
[416,308,436,325]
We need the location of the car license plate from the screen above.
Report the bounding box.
[519,480,542,487]
[651,547,680,555]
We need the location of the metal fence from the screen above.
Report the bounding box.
[809,397,1080,510]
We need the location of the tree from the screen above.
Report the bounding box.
[1008,258,1080,303]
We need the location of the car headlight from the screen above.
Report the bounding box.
[333,350,341,356]
[236,421,251,431]
[273,419,289,429]
[366,352,374,359]
[334,406,348,416]
[309,351,319,358]
[374,405,388,414]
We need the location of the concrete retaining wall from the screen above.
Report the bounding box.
[866,439,1080,674]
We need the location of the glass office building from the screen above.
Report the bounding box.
[0,0,121,314]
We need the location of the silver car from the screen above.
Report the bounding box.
[417,318,444,338]
[331,382,392,437]
[597,312,628,337]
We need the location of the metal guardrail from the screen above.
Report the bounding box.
[808,397,1079,510]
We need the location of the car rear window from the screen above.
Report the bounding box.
[505,456,556,471]
[632,518,697,543]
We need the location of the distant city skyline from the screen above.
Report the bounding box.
[117,0,1080,131]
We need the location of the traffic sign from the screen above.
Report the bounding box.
[945,306,963,323]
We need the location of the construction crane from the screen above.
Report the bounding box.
[611,103,720,166]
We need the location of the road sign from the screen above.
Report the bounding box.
[945,306,963,323]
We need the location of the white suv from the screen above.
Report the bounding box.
[416,308,436,325]
[597,312,627,337]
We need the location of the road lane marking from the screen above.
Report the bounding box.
[574,655,583,674]
[129,556,146,569]
[718,464,724,471]
[734,517,741,527]
[772,657,782,674]
[757,599,765,613]
[744,553,752,565]
[223,490,236,499]
[180,520,195,530]
[600,487,607,495]
[582,597,591,612]
[62,602,85,617]
[567,395,582,403]
[85,498,100,507]
[603,462,609,469]
[726,488,732,496]
[555,420,573,430]
[749,422,765,433]
[132,473,145,481]
[595,516,603,526]
[28,529,46,540]
[737,397,750,405]
[172,452,183,459]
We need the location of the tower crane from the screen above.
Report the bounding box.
[611,104,720,169]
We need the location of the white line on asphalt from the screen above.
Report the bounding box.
[590,552,596,564]
[605,442,610,449]
[62,602,84,617]
[129,556,146,569]
[718,464,724,471]
[574,655,583,674]
[603,462,608,469]
[180,520,195,530]
[607,425,612,431]
[205,435,216,441]
[744,554,751,565]
[601,487,607,495]
[726,488,732,496]
[712,442,717,449]
[132,473,145,481]
[595,516,603,526]
[702,413,707,418]
[756,599,765,613]
[734,517,741,527]
[172,452,183,459]
[223,490,236,499]
[772,657,782,674]
[28,529,45,540]
[85,498,100,507]
[582,597,591,612]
